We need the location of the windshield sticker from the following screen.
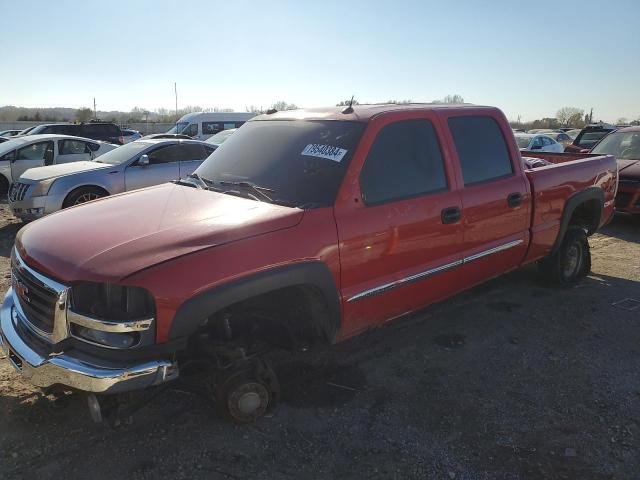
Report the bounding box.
[301,144,348,162]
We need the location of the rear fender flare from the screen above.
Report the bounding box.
[168,262,341,342]
[550,187,603,254]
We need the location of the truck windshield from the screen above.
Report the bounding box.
[592,132,640,160]
[194,120,365,207]
[167,122,190,134]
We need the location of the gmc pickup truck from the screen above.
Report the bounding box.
[0,104,617,423]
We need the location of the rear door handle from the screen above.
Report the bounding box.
[507,192,523,208]
[441,206,461,224]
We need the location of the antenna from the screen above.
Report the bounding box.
[341,95,355,114]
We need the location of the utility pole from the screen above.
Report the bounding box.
[174,82,178,120]
[93,98,97,120]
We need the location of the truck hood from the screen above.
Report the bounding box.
[16,183,304,283]
[20,161,112,182]
[618,159,640,178]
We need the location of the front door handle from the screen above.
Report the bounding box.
[507,192,523,208]
[441,206,461,224]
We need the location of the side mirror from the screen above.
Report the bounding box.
[138,154,150,166]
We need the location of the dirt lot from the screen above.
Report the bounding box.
[0,205,638,480]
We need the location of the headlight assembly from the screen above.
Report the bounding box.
[69,282,156,349]
[30,178,57,197]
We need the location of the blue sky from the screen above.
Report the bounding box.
[1,0,638,122]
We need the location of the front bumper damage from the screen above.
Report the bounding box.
[0,288,179,394]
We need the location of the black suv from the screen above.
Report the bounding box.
[26,122,124,144]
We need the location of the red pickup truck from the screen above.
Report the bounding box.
[0,104,617,423]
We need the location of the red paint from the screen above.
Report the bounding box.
[15,105,618,345]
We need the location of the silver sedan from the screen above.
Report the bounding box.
[9,139,215,221]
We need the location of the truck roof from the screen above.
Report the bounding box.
[251,103,494,122]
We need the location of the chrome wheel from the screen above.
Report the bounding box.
[74,192,100,205]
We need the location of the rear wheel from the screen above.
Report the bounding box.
[63,186,107,208]
[539,227,591,286]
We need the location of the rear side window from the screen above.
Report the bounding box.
[202,122,222,135]
[176,143,208,160]
[59,139,90,154]
[448,116,513,185]
[360,119,447,205]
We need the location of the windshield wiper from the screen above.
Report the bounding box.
[219,181,275,203]
[185,172,219,190]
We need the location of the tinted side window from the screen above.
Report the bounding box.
[186,124,199,137]
[146,145,184,164]
[176,143,208,160]
[202,122,222,135]
[204,145,216,155]
[59,139,90,154]
[448,116,513,185]
[360,119,447,205]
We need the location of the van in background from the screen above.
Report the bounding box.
[166,112,256,140]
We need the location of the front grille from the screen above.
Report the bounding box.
[12,257,58,335]
[615,192,632,208]
[9,183,30,202]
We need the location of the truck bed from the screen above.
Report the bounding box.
[521,152,617,263]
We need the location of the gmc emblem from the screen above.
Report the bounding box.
[12,275,30,303]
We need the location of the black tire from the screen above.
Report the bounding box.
[63,186,107,208]
[539,227,591,286]
[0,176,9,197]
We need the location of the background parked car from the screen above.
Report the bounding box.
[24,122,125,145]
[9,139,215,220]
[0,130,21,138]
[590,126,640,215]
[0,134,117,195]
[143,133,193,140]
[205,128,236,147]
[545,131,573,147]
[566,128,582,140]
[121,128,142,143]
[565,124,617,153]
[514,133,564,152]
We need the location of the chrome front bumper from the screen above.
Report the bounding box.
[0,289,179,394]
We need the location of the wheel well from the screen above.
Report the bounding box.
[63,185,109,207]
[202,284,334,351]
[568,199,601,235]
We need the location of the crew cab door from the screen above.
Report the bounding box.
[56,139,93,164]
[334,113,463,336]
[10,140,54,181]
[124,144,182,191]
[443,113,530,286]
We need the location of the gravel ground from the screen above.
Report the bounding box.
[0,204,639,480]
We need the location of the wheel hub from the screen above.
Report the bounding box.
[227,381,269,421]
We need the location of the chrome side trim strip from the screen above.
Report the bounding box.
[347,259,463,303]
[347,239,524,303]
[67,309,153,333]
[463,239,524,264]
